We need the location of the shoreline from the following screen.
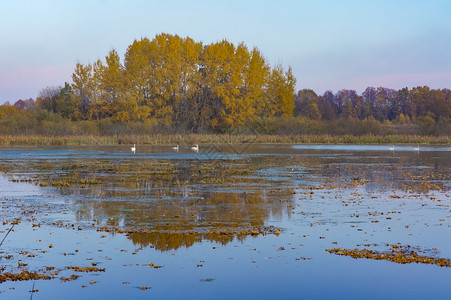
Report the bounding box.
[0,134,449,146]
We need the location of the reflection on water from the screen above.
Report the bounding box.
[0,144,450,299]
[0,149,298,250]
[0,144,449,251]
[292,144,451,152]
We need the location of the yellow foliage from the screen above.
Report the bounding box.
[70,33,296,130]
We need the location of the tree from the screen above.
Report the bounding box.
[374,87,395,121]
[265,65,296,118]
[101,49,126,120]
[362,87,377,119]
[199,40,236,129]
[123,37,154,121]
[335,89,358,118]
[246,47,270,119]
[295,89,318,117]
[417,112,436,135]
[428,89,448,121]
[36,86,60,113]
[72,62,93,119]
[55,82,74,119]
[14,98,35,110]
[172,36,203,129]
[409,86,430,120]
[318,91,336,120]
[307,102,321,120]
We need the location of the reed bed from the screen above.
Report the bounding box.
[0,134,448,146]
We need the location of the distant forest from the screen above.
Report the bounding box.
[1,33,450,137]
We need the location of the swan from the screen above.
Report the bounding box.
[414,145,420,152]
[388,145,395,151]
[172,145,179,151]
[191,144,199,152]
[131,144,136,154]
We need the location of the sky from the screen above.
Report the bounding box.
[1,0,451,104]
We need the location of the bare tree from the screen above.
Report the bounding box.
[37,86,60,112]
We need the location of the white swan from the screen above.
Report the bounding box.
[191,144,199,152]
[172,145,179,151]
[388,145,395,151]
[414,145,420,152]
[131,144,136,154]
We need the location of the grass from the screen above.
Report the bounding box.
[0,133,449,146]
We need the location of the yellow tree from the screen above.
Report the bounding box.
[145,33,185,126]
[69,34,297,130]
[101,49,128,121]
[173,36,203,128]
[124,38,153,121]
[200,40,230,129]
[200,40,248,129]
[89,59,107,119]
[124,34,204,127]
[245,47,270,120]
[264,65,296,117]
[71,62,93,119]
[227,43,250,127]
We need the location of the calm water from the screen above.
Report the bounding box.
[0,144,450,299]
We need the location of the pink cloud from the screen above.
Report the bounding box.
[299,72,451,94]
[355,72,451,90]
[0,65,72,102]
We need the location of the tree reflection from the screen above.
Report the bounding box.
[76,189,290,251]
[1,149,449,251]
[8,157,294,251]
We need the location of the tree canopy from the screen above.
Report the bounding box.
[69,34,296,131]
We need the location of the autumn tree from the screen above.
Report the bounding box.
[55,82,74,119]
[264,65,296,117]
[361,87,376,119]
[36,86,60,113]
[101,50,126,121]
[246,48,270,119]
[123,37,154,122]
[14,98,35,110]
[67,34,298,131]
[172,36,203,129]
[71,62,93,119]
[318,91,337,120]
[199,40,241,129]
[294,89,319,117]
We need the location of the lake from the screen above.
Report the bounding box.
[0,144,450,299]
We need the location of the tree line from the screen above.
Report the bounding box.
[1,33,450,136]
[294,87,450,135]
[295,87,450,123]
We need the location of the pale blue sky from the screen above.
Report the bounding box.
[1,0,450,103]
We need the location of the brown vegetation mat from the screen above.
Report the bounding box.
[0,270,52,283]
[66,266,105,272]
[326,245,451,267]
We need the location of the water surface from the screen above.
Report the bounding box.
[0,144,450,299]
